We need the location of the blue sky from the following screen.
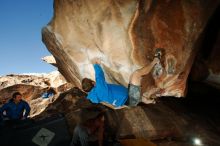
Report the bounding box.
[0,0,55,76]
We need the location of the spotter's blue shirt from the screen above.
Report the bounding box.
[0,99,30,120]
[87,64,128,107]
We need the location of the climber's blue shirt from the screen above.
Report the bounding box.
[87,64,128,107]
[0,99,30,120]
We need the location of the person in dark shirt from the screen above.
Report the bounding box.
[0,92,30,121]
[71,106,105,146]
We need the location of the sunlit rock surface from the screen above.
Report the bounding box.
[0,71,72,117]
[42,55,57,67]
[42,0,219,100]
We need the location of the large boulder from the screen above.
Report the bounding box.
[42,0,220,99]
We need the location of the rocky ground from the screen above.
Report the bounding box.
[0,71,72,117]
[1,72,220,145]
[34,83,220,146]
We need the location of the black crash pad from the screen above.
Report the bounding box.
[0,115,71,146]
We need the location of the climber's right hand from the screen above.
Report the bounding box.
[91,57,101,64]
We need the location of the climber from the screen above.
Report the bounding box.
[0,92,30,123]
[81,50,161,107]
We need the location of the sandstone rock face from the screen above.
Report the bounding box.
[42,0,220,99]
[205,30,220,87]
[42,55,57,67]
[189,7,220,90]
[0,71,71,117]
[0,71,66,89]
